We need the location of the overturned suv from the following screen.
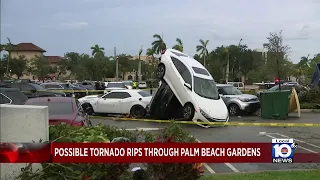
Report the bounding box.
[146,49,229,128]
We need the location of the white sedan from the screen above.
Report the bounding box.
[78,89,152,118]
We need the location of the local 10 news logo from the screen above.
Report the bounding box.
[272,139,297,163]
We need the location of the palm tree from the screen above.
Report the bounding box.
[151,34,166,54]
[196,39,209,67]
[146,48,156,60]
[90,44,105,56]
[138,47,143,82]
[172,38,183,52]
[4,38,14,76]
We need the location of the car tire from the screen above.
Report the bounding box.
[228,104,240,116]
[130,105,146,118]
[183,103,195,121]
[82,103,94,115]
[156,63,165,79]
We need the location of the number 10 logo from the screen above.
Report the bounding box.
[273,144,292,158]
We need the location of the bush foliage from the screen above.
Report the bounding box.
[18,122,204,180]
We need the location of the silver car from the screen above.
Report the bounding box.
[216,84,260,115]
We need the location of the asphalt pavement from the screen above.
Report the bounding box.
[90,112,320,174]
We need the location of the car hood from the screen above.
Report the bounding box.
[239,94,258,100]
[81,95,101,99]
[196,97,228,120]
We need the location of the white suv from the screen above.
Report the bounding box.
[156,49,229,127]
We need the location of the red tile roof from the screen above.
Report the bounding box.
[46,56,63,63]
[13,43,46,52]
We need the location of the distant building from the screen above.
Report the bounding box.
[8,43,64,80]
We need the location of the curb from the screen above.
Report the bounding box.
[297,109,320,113]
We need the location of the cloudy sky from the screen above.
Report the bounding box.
[1,0,319,63]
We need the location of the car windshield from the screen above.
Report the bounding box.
[221,86,242,95]
[123,82,132,86]
[193,76,219,100]
[268,85,280,91]
[140,82,146,84]
[31,83,46,90]
[26,102,73,115]
[138,91,152,97]
[107,83,125,88]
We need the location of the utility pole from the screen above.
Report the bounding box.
[114,47,118,81]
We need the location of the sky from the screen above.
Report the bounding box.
[1,0,320,63]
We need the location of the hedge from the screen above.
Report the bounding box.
[18,122,204,180]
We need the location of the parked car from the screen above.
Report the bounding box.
[123,81,133,89]
[1,82,66,98]
[256,84,308,97]
[76,81,95,90]
[216,84,260,115]
[104,82,127,93]
[138,81,147,89]
[155,49,229,127]
[78,89,152,118]
[24,97,92,126]
[41,82,75,97]
[0,88,28,105]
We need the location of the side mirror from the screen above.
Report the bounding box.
[184,83,192,90]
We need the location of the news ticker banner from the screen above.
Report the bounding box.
[1,140,319,163]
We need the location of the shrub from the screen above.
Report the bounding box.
[19,124,149,180]
[146,122,204,180]
[18,123,205,180]
[298,87,320,104]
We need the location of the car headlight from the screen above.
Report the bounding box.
[238,97,250,102]
[200,108,210,119]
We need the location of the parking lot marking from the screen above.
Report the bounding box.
[262,133,319,154]
[224,163,240,173]
[272,133,320,150]
[93,116,320,127]
[193,138,215,173]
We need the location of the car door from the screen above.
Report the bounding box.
[96,92,126,113]
[170,57,190,104]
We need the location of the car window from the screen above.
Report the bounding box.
[29,83,45,90]
[194,76,219,100]
[221,86,242,95]
[45,84,62,89]
[9,83,20,89]
[104,92,131,99]
[171,57,192,86]
[21,84,35,91]
[192,67,209,76]
[0,93,12,104]
[61,84,70,89]
[171,52,188,57]
[106,83,126,88]
[25,102,73,115]
[138,91,152,97]
[171,57,186,74]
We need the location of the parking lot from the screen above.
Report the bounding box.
[91,112,320,174]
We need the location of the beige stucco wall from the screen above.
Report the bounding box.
[11,51,43,60]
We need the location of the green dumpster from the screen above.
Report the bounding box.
[260,90,291,119]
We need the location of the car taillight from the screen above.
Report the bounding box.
[161,49,166,54]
